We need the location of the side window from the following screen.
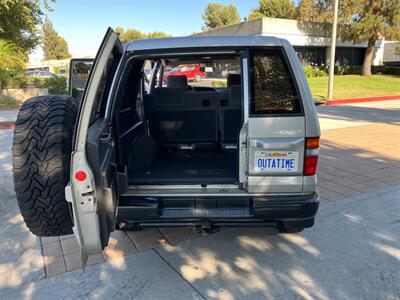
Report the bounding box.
[250,49,301,115]
[90,46,121,124]
[118,59,143,133]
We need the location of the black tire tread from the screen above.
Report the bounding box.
[12,95,78,236]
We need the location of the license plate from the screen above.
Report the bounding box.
[254,151,299,172]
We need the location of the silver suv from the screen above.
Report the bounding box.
[12,28,320,267]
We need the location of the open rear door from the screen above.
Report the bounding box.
[65,28,122,268]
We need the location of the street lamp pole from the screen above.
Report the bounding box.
[327,0,339,100]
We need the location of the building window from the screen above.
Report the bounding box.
[335,47,366,65]
[294,47,326,66]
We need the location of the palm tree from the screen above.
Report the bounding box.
[0,39,26,89]
[0,39,26,71]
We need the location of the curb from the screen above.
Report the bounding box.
[0,122,15,130]
[326,95,400,105]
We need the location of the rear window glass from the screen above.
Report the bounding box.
[250,49,300,115]
[156,57,241,89]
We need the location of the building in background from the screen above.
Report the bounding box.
[383,42,400,66]
[27,59,71,76]
[193,17,397,67]
[27,56,94,77]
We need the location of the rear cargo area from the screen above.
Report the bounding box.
[117,55,243,186]
[128,147,237,185]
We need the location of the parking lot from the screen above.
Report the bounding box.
[0,100,399,299]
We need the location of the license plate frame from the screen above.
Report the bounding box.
[254,150,299,173]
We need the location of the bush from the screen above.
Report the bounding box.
[0,96,19,109]
[303,65,328,78]
[0,69,9,88]
[212,80,227,88]
[43,77,67,94]
[372,66,400,76]
[304,65,365,77]
[304,64,400,78]
[0,73,67,94]
[334,65,362,75]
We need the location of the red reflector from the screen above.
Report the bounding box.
[304,156,318,176]
[75,171,87,181]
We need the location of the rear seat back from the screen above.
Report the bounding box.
[167,75,187,89]
[220,74,243,144]
[147,76,219,146]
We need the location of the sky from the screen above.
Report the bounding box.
[30,0,259,61]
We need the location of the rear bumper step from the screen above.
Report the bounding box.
[116,192,319,225]
[162,208,253,218]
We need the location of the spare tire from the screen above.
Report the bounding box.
[13,95,78,236]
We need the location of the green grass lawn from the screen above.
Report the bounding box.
[308,75,400,100]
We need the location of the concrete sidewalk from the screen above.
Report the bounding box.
[0,100,399,299]
[2,186,399,300]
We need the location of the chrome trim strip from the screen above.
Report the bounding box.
[239,57,249,187]
[250,138,304,149]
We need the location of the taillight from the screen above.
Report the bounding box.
[306,137,320,148]
[304,137,320,176]
[304,156,318,176]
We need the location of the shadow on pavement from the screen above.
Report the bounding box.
[155,186,399,300]
[0,129,45,293]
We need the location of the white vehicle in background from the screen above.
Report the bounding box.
[24,70,58,78]
[221,65,241,78]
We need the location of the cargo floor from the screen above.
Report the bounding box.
[128,148,237,185]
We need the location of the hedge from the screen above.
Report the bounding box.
[303,65,400,78]
[0,71,67,94]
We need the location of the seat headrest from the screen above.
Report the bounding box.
[227,74,241,87]
[167,75,188,89]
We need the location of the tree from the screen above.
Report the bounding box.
[0,0,53,52]
[202,3,241,30]
[339,0,400,76]
[297,0,332,22]
[0,40,26,71]
[248,0,297,20]
[116,28,170,43]
[42,18,71,60]
[146,31,170,39]
[0,39,26,89]
[118,28,145,43]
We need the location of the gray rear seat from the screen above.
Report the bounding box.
[147,75,218,146]
[220,74,242,145]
